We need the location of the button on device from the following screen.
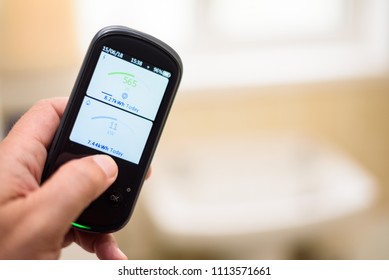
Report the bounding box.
[108,191,121,207]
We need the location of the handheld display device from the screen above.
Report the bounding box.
[42,26,182,233]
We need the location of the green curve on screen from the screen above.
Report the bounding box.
[108,71,135,77]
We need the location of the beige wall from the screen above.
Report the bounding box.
[0,0,78,71]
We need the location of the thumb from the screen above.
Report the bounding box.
[30,155,118,234]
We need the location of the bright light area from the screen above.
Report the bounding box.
[75,0,389,91]
[208,0,349,41]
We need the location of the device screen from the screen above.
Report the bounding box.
[69,46,170,164]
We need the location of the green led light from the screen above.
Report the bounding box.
[72,222,91,230]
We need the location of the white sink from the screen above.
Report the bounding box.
[144,136,377,238]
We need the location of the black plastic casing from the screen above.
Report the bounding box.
[41,26,182,233]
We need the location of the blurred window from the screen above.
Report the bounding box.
[206,0,351,43]
[75,0,389,90]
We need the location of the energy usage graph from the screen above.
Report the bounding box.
[70,96,152,164]
[86,51,169,121]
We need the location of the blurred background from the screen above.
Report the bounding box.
[1,0,389,259]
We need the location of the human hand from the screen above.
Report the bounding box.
[0,98,127,259]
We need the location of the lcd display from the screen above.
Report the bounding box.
[69,48,169,164]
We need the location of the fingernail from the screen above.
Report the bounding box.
[92,155,118,178]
